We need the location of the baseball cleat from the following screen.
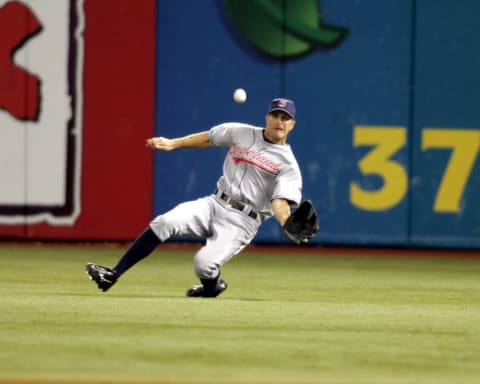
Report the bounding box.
[85,263,118,292]
[186,279,227,298]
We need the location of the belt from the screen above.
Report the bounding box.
[214,189,258,219]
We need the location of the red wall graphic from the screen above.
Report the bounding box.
[0,0,156,240]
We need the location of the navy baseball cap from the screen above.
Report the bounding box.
[268,98,296,119]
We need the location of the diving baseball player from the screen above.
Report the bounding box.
[86,98,319,297]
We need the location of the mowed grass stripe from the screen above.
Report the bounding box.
[0,245,479,383]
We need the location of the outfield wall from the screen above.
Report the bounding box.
[0,0,155,240]
[0,0,479,248]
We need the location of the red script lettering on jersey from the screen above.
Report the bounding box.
[0,2,42,121]
[229,144,282,175]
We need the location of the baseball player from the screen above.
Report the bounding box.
[86,98,318,297]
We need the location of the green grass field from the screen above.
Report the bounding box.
[0,244,479,383]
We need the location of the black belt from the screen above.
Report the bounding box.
[215,189,258,219]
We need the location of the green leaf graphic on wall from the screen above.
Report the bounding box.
[223,0,348,59]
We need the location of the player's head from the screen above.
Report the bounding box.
[267,98,296,119]
[265,98,296,145]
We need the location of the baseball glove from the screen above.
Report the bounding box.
[282,200,319,244]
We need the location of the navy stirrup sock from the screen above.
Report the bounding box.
[113,227,161,276]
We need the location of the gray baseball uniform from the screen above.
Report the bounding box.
[150,122,302,280]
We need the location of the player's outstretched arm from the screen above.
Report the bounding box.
[146,131,211,151]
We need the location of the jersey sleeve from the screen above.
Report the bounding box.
[272,163,302,207]
[209,123,258,148]
[209,123,237,147]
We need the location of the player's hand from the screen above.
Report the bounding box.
[282,200,319,244]
[146,137,175,151]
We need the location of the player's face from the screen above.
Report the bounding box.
[265,111,296,145]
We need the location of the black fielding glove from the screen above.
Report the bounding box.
[282,200,320,244]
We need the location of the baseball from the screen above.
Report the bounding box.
[233,88,247,104]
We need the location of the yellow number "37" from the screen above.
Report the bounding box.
[350,126,480,213]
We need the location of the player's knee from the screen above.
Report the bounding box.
[149,215,172,242]
[193,255,219,279]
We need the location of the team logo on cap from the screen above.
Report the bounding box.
[277,99,287,107]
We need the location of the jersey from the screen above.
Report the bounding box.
[209,122,302,220]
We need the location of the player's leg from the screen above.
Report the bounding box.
[86,197,214,292]
[187,205,260,297]
[111,226,161,275]
[149,196,214,240]
[186,229,255,297]
[85,226,160,292]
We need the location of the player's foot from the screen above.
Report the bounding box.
[186,279,227,298]
[85,262,118,292]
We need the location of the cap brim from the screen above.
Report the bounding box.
[268,108,295,119]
